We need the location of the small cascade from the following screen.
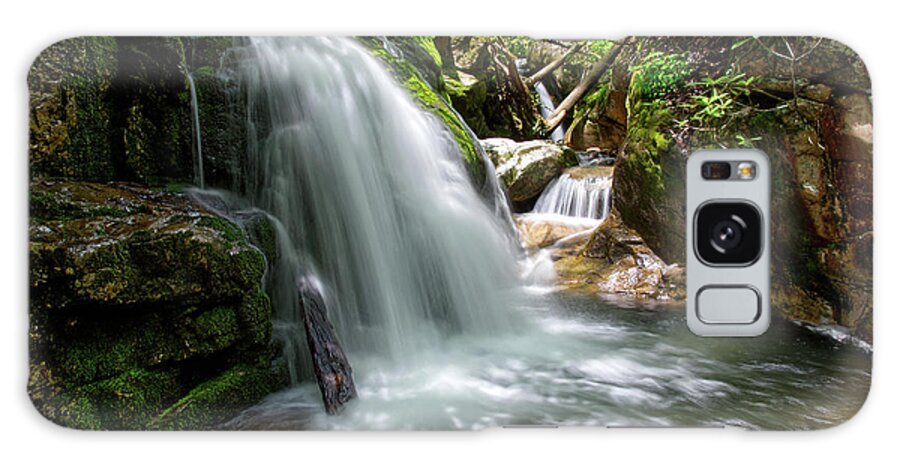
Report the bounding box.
[532,167,613,221]
[535,81,565,142]
[186,72,205,188]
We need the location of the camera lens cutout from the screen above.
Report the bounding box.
[695,202,762,265]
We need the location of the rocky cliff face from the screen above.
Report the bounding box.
[605,37,872,340]
[29,37,235,184]
[29,181,288,429]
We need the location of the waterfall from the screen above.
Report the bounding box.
[235,37,521,376]
[186,72,205,189]
[532,170,612,220]
[535,81,565,142]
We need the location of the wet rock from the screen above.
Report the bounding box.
[29,180,288,429]
[565,89,627,152]
[360,37,488,192]
[554,216,680,299]
[29,37,241,186]
[483,138,578,208]
[515,214,598,251]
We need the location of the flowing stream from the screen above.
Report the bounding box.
[220,37,869,430]
[532,170,612,220]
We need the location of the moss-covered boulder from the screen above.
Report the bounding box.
[483,138,578,209]
[605,37,872,339]
[29,180,288,429]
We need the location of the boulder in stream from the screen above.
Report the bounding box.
[482,138,578,209]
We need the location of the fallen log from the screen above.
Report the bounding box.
[525,43,584,87]
[297,276,357,415]
[545,39,629,133]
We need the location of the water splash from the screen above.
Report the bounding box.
[235,37,522,374]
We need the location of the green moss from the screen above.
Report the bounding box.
[623,99,673,191]
[197,215,243,242]
[29,190,142,221]
[57,368,182,430]
[242,213,278,266]
[155,363,288,430]
[29,37,118,180]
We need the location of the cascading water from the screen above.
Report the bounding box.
[186,72,205,189]
[235,37,521,375]
[532,169,612,221]
[535,81,565,142]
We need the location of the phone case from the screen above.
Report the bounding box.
[28,36,872,430]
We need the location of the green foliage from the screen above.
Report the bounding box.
[573,83,609,121]
[680,70,755,128]
[504,36,533,57]
[628,52,693,99]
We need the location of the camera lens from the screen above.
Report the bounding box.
[711,218,743,251]
[695,202,762,265]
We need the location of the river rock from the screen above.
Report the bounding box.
[515,214,599,251]
[554,215,680,299]
[29,180,288,429]
[482,138,578,208]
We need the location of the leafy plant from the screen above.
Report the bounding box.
[628,52,693,99]
[679,70,755,128]
[735,134,762,148]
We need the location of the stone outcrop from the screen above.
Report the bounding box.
[29,181,288,429]
[29,37,243,188]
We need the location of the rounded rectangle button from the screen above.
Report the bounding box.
[696,285,761,324]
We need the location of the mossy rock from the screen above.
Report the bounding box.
[29,37,118,180]
[485,138,578,208]
[358,37,487,192]
[29,180,286,429]
[154,362,289,430]
[29,37,241,185]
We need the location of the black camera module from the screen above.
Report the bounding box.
[694,201,762,265]
[701,161,732,180]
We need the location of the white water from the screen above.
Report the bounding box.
[235,37,521,376]
[533,172,612,220]
[186,72,205,189]
[535,81,565,142]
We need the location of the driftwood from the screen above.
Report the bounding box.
[297,276,357,415]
